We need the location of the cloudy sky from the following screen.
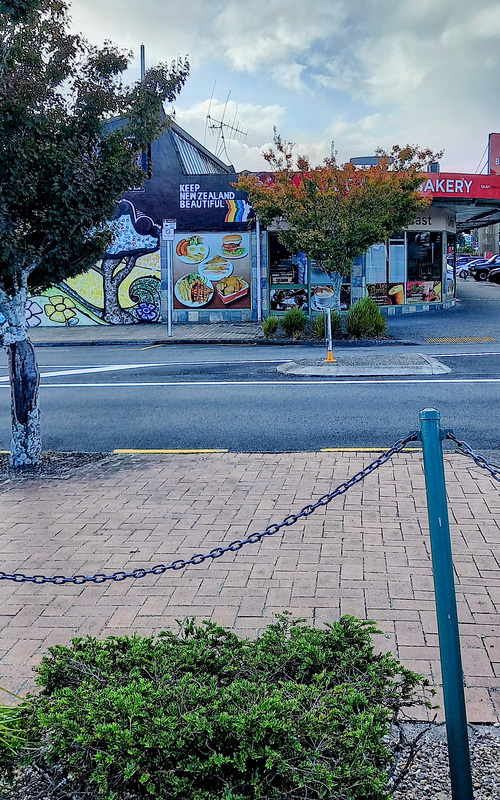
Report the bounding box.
[70,0,500,173]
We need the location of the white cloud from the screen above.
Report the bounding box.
[69,0,500,173]
[211,1,344,72]
[271,63,306,92]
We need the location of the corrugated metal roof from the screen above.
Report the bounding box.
[170,126,233,175]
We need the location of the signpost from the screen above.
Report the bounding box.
[311,289,337,363]
[161,220,176,336]
[324,309,336,363]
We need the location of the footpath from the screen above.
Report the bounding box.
[0,447,499,723]
[2,284,500,724]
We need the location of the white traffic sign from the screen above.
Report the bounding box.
[162,219,177,241]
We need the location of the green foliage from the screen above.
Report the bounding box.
[236,131,442,281]
[311,312,326,339]
[281,306,307,338]
[457,245,475,255]
[6,616,431,800]
[262,315,279,338]
[311,310,341,339]
[0,0,189,296]
[0,687,25,786]
[345,298,387,339]
[0,694,23,755]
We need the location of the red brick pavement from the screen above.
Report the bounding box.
[0,451,499,722]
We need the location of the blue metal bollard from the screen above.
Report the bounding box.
[419,408,474,800]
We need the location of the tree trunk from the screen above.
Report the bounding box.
[2,289,41,471]
[102,256,138,324]
[327,272,343,312]
[8,338,41,470]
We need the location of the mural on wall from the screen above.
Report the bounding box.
[173,232,251,311]
[97,199,161,323]
[24,200,162,327]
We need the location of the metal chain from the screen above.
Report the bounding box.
[446,432,500,482]
[0,433,418,585]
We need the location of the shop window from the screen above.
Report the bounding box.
[268,233,296,284]
[268,232,309,313]
[267,233,353,313]
[388,235,405,283]
[407,232,442,281]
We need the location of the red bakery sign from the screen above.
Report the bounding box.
[489,133,500,175]
[419,173,500,200]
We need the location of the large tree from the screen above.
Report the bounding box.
[237,130,442,301]
[0,0,189,470]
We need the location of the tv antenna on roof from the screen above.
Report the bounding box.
[205,89,247,164]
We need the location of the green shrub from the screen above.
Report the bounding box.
[311,313,326,339]
[281,306,307,338]
[345,297,386,338]
[262,315,279,338]
[0,688,25,788]
[5,616,431,800]
[311,310,341,339]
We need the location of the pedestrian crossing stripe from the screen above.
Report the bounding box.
[424,336,496,343]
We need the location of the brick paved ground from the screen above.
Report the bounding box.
[0,450,499,723]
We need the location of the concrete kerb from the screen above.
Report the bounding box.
[31,337,420,348]
[277,353,451,377]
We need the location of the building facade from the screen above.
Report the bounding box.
[25,127,500,328]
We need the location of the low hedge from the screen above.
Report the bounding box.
[345,298,386,338]
[3,615,431,800]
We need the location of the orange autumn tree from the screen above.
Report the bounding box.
[236,131,441,307]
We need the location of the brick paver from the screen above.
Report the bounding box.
[0,451,499,722]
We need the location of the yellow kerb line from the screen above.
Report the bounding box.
[113,448,229,454]
[139,344,165,350]
[320,447,422,452]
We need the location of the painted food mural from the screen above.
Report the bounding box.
[173,232,251,310]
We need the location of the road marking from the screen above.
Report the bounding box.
[139,344,165,350]
[0,363,167,382]
[113,448,228,454]
[432,351,500,358]
[0,377,499,388]
[0,358,293,382]
[321,447,422,452]
[425,336,496,343]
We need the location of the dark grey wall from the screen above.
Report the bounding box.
[122,131,253,232]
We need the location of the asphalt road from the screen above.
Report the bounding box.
[0,278,498,453]
[0,344,498,452]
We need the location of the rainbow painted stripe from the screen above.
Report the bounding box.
[225,199,252,223]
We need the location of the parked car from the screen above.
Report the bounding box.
[453,257,489,279]
[470,254,500,281]
[487,266,500,285]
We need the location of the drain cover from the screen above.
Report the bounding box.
[424,336,496,343]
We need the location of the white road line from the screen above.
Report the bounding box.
[0,353,498,380]
[0,377,498,388]
[0,358,292,381]
[431,351,500,358]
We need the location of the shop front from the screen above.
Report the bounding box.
[264,171,500,318]
[266,206,456,318]
[364,207,457,315]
